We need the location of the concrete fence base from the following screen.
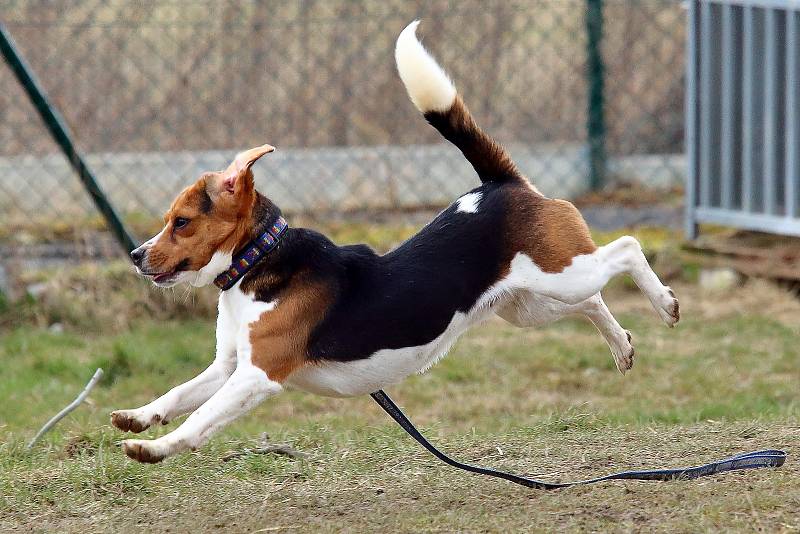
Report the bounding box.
[0,143,683,219]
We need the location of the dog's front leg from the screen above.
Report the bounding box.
[111,302,237,433]
[121,361,280,463]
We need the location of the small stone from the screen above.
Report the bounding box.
[26,282,48,299]
[699,267,742,291]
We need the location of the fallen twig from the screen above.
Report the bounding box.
[27,368,104,450]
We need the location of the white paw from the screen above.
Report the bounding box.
[110,409,162,433]
[653,286,680,327]
[121,439,167,463]
[612,330,635,374]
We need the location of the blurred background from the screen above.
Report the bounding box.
[4,0,798,312]
[0,0,685,257]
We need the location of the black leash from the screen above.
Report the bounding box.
[370,390,786,489]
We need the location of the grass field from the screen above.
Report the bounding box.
[1,269,799,532]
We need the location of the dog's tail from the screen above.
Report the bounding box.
[395,21,523,185]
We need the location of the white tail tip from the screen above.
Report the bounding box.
[395,20,457,113]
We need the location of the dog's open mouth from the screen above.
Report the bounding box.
[140,259,189,285]
[138,269,180,285]
[151,271,177,284]
[135,256,191,287]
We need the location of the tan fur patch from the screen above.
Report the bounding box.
[504,184,597,273]
[248,276,332,382]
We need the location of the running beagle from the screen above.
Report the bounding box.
[112,21,679,463]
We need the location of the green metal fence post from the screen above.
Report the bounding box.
[0,22,137,254]
[586,0,607,191]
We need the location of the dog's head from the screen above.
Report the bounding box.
[131,144,275,287]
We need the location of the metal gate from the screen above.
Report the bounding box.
[685,0,800,238]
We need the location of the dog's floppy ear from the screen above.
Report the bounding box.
[221,144,275,195]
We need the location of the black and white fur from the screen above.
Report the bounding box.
[113,21,678,463]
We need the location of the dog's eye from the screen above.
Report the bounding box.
[174,217,190,229]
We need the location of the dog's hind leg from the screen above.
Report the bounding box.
[599,237,679,328]
[497,292,634,373]
[579,294,635,373]
[510,236,679,327]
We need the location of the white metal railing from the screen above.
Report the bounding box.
[686,0,800,237]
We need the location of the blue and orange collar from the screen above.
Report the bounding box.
[213,216,288,290]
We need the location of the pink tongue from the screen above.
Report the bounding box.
[153,272,173,282]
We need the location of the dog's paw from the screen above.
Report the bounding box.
[121,439,166,464]
[612,330,635,374]
[654,286,680,328]
[111,409,159,433]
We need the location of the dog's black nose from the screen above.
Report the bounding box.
[130,247,145,266]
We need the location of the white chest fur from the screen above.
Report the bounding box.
[217,282,275,366]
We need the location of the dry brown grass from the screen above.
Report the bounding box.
[1,262,218,331]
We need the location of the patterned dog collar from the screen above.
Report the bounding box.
[213,216,288,290]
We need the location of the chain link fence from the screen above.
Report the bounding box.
[0,0,686,243]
